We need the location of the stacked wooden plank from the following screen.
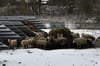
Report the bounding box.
[0,23,20,39]
[0,21,35,37]
[0,16,46,38]
[0,16,46,29]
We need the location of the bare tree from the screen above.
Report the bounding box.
[48,0,75,14]
[76,0,97,15]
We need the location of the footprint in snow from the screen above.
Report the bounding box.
[0,61,2,63]
[18,62,22,64]
[95,54,99,56]
[10,53,13,55]
[81,54,84,56]
[62,53,65,55]
[40,53,43,56]
[2,64,6,66]
[27,50,33,53]
[48,64,50,66]
[95,62,98,64]
[89,60,98,64]
[73,64,75,66]
[3,60,8,62]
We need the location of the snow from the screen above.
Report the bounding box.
[0,48,100,66]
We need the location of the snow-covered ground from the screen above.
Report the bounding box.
[0,48,100,66]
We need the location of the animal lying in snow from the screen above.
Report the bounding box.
[93,37,100,47]
[71,32,80,39]
[21,39,30,48]
[82,33,95,41]
[73,37,93,49]
[25,37,36,47]
[49,28,73,48]
[35,36,48,49]
[8,39,17,49]
[56,34,68,48]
